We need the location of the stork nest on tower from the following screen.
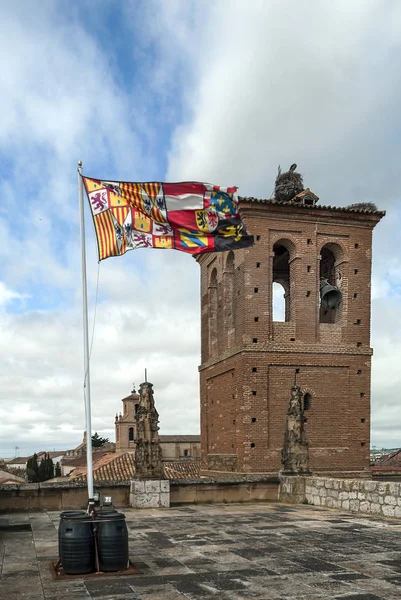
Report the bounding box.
[274,163,304,202]
[346,202,378,211]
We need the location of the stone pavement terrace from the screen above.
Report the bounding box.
[1,503,401,600]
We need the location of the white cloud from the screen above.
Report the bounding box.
[1,1,401,458]
[0,282,29,307]
[163,0,401,448]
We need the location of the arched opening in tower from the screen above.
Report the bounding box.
[272,282,286,321]
[208,268,218,356]
[320,245,341,324]
[224,252,235,347]
[273,243,291,322]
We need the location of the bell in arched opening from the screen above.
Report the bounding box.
[320,278,342,309]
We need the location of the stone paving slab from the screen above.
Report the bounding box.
[1,502,401,599]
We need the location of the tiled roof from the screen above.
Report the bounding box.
[162,461,201,480]
[374,449,401,467]
[239,196,386,217]
[6,457,30,464]
[159,435,200,443]
[63,450,110,468]
[37,450,68,459]
[69,452,200,482]
[122,391,140,401]
[0,469,25,483]
[71,452,135,482]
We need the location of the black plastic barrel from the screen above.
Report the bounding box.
[59,513,95,575]
[58,511,87,558]
[97,512,129,572]
[97,509,118,517]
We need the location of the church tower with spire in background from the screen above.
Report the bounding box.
[115,385,140,453]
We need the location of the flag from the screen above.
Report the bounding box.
[82,177,254,260]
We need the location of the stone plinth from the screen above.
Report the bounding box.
[130,479,170,508]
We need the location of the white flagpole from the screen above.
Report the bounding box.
[77,161,94,500]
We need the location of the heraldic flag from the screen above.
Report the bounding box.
[82,177,254,260]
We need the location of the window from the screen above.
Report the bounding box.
[183,449,189,457]
[250,442,255,448]
[208,269,218,357]
[320,243,343,323]
[303,393,311,411]
[129,427,134,442]
[272,241,292,322]
[251,417,257,423]
[252,367,257,372]
[224,252,235,349]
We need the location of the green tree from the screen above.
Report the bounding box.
[37,453,55,482]
[26,453,39,483]
[91,432,110,448]
[55,462,61,477]
[38,455,47,482]
[46,454,54,479]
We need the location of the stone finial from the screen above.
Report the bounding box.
[133,381,163,479]
[281,385,310,474]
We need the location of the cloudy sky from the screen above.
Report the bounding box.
[1,0,400,458]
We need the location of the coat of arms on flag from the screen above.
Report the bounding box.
[82,177,254,260]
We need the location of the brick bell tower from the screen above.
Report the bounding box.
[197,169,384,477]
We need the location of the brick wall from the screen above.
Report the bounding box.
[198,201,384,476]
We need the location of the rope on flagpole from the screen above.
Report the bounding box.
[83,261,101,388]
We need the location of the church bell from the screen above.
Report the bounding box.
[320,278,342,309]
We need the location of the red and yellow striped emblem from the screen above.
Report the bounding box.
[93,211,119,260]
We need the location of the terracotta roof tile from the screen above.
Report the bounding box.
[63,450,110,468]
[69,452,200,482]
[240,196,386,217]
[71,452,135,482]
[162,461,201,480]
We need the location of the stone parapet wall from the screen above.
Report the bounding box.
[170,477,279,505]
[0,476,279,511]
[0,481,130,511]
[280,475,401,518]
